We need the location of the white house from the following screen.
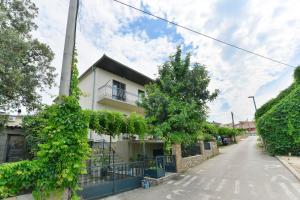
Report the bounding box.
[78,55,163,161]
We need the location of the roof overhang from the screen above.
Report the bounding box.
[79,55,153,86]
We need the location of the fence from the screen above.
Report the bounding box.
[78,161,145,199]
[181,142,201,157]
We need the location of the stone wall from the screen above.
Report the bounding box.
[172,141,219,172]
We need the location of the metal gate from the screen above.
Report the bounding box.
[156,155,176,173]
[78,161,144,200]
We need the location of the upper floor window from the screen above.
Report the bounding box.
[112,80,126,101]
[138,89,145,103]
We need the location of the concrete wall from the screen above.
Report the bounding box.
[172,141,219,172]
[0,130,8,163]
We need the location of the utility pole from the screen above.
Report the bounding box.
[59,0,79,96]
[231,112,236,143]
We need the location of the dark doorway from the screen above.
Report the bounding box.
[6,134,25,162]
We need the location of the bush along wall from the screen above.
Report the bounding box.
[256,66,300,155]
[0,96,91,199]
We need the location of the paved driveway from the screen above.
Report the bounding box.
[102,136,300,200]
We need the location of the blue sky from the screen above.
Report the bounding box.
[33,0,300,123]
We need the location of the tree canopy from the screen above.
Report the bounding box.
[0,0,56,111]
[141,47,219,144]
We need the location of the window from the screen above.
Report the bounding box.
[138,90,145,103]
[112,80,126,101]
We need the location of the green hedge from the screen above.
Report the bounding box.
[1,96,91,199]
[256,66,300,155]
[255,84,295,120]
[256,84,300,155]
[0,160,40,198]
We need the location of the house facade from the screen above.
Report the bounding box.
[78,55,152,141]
[235,120,256,134]
[78,55,163,161]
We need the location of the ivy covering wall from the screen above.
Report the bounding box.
[256,66,300,155]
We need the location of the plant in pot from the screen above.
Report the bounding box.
[144,160,165,178]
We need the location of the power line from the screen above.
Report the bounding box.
[112,0,296,68]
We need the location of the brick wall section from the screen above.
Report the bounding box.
[172,141,219,172]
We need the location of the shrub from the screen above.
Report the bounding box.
[255,84,295,120]
[0,160,40,198]
[1,96,91,199]
[256,83,300,155]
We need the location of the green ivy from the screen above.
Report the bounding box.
[0,160,40,198]
[0,96,91,199]
[256,66,300,155]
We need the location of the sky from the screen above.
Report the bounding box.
[32,0,300,123]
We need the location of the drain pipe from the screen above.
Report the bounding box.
[89,66,96,140]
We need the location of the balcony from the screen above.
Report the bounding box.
[97,84,144,114]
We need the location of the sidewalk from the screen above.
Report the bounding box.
[277,156,300,181]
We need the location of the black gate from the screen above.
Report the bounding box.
[78,161,144,200]
[155,155,176,173]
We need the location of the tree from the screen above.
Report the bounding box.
[142,47,219,146]
[0,0,56,111]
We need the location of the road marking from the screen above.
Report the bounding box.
[248,183,256,196]
[174,175,191,185]
[291,183,300,194]
[279,182,298,200]
[167,180,175,184]
[197,169,205,174]
[197,177,206,186]
[216,179,227,192]
[271,174,289,182]
[234,180,240,194]
[172,189,185,195]
[198,194,212,200]
[204,178,216,190]
[264,164,282,170]
[183,176,197,187]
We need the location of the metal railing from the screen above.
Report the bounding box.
[79,161,144,187]
[98,84,141,105]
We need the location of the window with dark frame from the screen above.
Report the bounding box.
[112,80,126,101]
[138,89,145,103]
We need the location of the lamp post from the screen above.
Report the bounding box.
[248,96,257,111]
[248,96,265,149]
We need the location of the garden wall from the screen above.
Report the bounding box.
[172,141,219,172]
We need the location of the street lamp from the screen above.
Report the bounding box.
[248,96,265,149]
[248,96,257,111]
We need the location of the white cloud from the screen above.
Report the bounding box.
[32,0,300,123]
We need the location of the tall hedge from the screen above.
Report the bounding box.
[256,66,300,155]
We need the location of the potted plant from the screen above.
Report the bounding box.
[144,160,165,178]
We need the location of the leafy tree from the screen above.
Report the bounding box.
[0,0,56,111]
[142,47,219,145]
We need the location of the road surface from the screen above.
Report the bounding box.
[103,136,300,200]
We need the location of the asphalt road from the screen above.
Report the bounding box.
[103,136,300,200]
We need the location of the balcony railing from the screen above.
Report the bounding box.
[98,84,141,106]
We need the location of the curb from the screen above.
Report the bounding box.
[277,156,300,182]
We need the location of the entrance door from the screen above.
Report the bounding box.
[6,135,25,162]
